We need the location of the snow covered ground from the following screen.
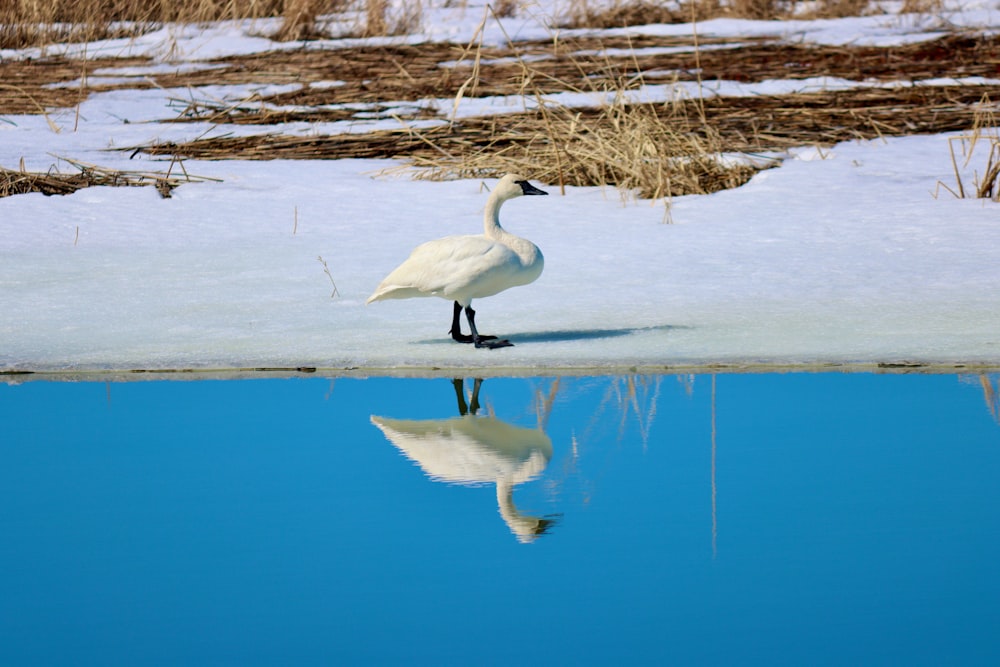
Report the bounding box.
[2,1,1000,375]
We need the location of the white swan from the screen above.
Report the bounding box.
[366,174,548,349]
[370,379,557,543]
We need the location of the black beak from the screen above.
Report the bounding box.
[517,180,548,196]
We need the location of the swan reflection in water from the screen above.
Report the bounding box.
[371,379,558,543]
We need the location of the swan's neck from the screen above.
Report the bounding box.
[496,479,543,544]
[483,192,511,240]
[483,193,540,265]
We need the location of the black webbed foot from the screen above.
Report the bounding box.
[451,302,511,349]
[450,329,497,344]
[474,337,513,349]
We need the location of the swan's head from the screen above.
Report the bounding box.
[495,173,548,201]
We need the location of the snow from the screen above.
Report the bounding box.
[2,0,1000,375]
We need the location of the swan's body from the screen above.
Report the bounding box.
[370,379,556,543]
[366,174,547,348]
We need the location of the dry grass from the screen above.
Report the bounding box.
[404,93,771,199]
[0,0,935,50]
[127,83,1000,198]
[3,29,994,115]
[493,0,522,18]
[0,0,288,49]
[0,0,421,48]
[0,157,219,199]
[174,34,1000,109]
[3,5,995,201]
[124,30,997,201]
[900,0,945,13]
[143,8,778,199]
[938,95,1000,201]
[556,0,697,27]
[354,0,424,37]
[979,374,1000,423]
[556,0,897,26]
[275,0,339,41]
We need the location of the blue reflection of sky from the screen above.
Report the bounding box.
[1,373,999,665]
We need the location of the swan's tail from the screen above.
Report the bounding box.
[366,281,390,304]
[366,283,420,304]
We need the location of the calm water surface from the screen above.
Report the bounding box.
[2,373,999,665]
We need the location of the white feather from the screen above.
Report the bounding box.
[366,173,545,308]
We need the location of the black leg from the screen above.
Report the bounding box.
[450,301,497,344]
[469,378,483,414]
[452,378,470,415]
[465,305,512,349]
[452,378,484,415]
[450,301,473,343]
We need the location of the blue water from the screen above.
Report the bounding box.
[2,373,999,665]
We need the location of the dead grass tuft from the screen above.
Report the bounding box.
[557,0,694,28]
[275,0,339,41]
[127,83,1000,200]
[404,93,771,199]
[104,28,998,201]
[938,95,1000,201]
[406,6,767,199]
[493,0,522,19]
[0,0,290,49]
[556,0,903,27]
[0,157,219,199]
[0,0,425,48]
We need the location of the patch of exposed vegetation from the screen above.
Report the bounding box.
[937,98,1000,201]
[2,6,996,201]
[554,0,938,27]
[0,157,219,199]
[128,84,1000,199]
[0,0,426,49]
[0,0,281,49]
[167,34,1000,112]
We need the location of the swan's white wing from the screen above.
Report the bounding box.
[370,415,552,485]
[368,235,520,303]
